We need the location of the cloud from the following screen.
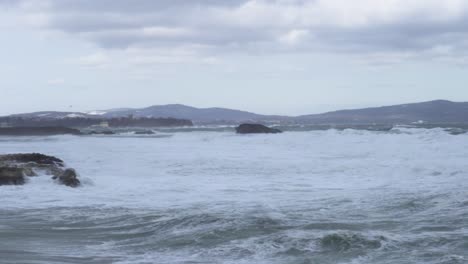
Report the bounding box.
[278,29,310,45]
[3,0,468,64]
[47,78,65,85]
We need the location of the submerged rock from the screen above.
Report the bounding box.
[235,124,282,134]
[0,153,80,187]
[320,233,384,252]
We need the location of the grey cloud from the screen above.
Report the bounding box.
[0,0,17,5]
[5,0,468,62]
[316,19,468,56]
[0,0,20,7]
[50,0,246,13]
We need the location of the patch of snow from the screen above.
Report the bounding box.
[66,113,86,118]
[87,111,107,115]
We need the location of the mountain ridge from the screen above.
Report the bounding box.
[3,100,468,125]
[296,99,468,124]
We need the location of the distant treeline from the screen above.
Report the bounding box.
[0,116,193,128]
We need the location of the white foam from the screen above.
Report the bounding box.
[0,129,466,210]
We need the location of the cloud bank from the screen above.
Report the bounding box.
[3,0,468,64]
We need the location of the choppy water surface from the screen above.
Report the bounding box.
[1,127,468,264]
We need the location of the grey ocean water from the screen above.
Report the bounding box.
[1,127,467,264]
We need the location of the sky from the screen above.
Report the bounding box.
[1,0,468,116]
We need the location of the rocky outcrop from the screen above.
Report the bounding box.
[134,130,155,135]
[87,130,115,135]
[235,124,282,134]
[52,168,80,187]
[0,127,82,136]
[0,167,26,185]
[0,153,80,187]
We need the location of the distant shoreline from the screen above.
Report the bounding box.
[0,127,82,136]
[1,123,468,136]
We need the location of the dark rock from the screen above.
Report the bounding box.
[0,153,80,187]
[0,153,64,166]
[235,124,282,134]
[134,130,155,135]
[53,168,80,187]
[0,167,26,185]
[0,127,82,136]
[88,130,115,135]
[445,128,467,135]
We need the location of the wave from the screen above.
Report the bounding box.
[2,127,468,263]
[1,204,467,264]
[319,232,386,252]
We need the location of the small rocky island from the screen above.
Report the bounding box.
[235,124,283,134]
[0,153,80,187]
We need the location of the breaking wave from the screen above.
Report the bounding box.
[1,128,468,263]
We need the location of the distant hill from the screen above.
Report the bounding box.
[296,100,468,124]
[95,104,285,123]
[9,111,96,119]
[3,100,468,125]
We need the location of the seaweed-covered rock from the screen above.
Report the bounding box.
[0,167,26,185]
[235,124,282,134]
[53,168,80,187]
[0,153,64,166]
[0,153,80,187]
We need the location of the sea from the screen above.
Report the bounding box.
[0,126,467,264]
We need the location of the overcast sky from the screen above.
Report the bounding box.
[1,0,468,115]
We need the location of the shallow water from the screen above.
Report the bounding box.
[1,128,467,263]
